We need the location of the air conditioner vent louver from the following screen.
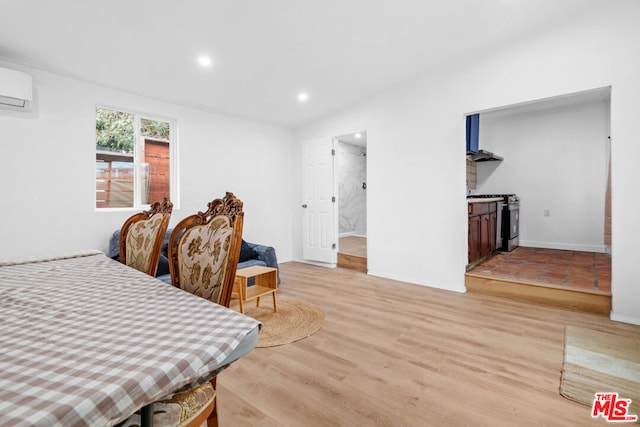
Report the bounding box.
[0,67,33,110]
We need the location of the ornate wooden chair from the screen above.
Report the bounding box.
[119,198,173,277]
[121,195,243,427]
[166,192,244,427]
[120,382,216,427]
[167,192,244,309]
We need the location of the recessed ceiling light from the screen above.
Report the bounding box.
[354,133,362,139]
[297,92,309,103]
[197,56,212,67]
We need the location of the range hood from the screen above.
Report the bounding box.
[467,149,503,162]
[466,114,503,162]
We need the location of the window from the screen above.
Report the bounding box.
[95,107,176,209]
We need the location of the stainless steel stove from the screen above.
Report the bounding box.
[502,195,520,251]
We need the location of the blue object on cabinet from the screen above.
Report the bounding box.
[466,114,479,154]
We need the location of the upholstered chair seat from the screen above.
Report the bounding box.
[174,216,234,303]
[119,198,173,277]
[168,192,244,309]
[120,382,215,427]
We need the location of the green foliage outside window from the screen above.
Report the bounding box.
[141,118,170,140]
[96,108,134,153]
[96,108,170,153]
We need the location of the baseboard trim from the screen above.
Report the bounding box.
[294,259,337,268]
[367,270,466,294]
[610,312,640,326]
[520,241,606,253]
[338,232,356,238]
[338,232,367,238]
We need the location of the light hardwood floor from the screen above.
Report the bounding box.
[338,236,367,272]
[218,262,639,426]
[338,236,367,257]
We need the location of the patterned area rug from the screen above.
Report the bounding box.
[560,326,640,422]
[233,296,324,348]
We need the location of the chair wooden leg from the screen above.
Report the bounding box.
[238,293,244,313]
[206,401,218,427]
[207,377,219,427]
[272,292,277,312]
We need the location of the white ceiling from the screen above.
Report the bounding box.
[0,0,605,128]
[481,86,612,118]
[338,132,367,147]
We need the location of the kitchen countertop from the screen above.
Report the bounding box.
[467,197,503,203]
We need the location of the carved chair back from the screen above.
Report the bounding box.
[119,198,173,277]
[167,192,244,308]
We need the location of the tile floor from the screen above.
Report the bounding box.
[467,247,611,294]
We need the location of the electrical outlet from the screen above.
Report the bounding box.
[544,209,550,217]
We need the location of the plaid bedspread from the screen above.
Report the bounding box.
[0,251,260,427]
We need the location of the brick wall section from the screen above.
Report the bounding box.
[143,137,170,204]
[466,160,477,190]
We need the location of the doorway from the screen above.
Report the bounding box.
[336,131,367,272]
[464,87,612,313]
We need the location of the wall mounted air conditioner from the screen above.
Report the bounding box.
[0,67,33,109]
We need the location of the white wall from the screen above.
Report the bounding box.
[476,99,608,252]
[293,2,640,323]
[0,61,293,261]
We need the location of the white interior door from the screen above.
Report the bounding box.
[302,137,336,263]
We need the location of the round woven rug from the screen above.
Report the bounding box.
[239,296,324,347]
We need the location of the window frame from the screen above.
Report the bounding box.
[94,105,179,211]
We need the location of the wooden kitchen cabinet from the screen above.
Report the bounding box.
[468,201,497,266]
[468,214,481,263]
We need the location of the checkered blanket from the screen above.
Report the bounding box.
[0,251,259,427]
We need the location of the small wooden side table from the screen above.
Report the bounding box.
[232,266,278,314]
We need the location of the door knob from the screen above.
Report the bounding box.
[302,204,308,208]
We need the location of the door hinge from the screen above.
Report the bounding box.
[332,196,336,203]
[332,243,336,249]
[331,149,335,156]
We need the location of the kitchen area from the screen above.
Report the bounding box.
[465,113,520,269]
[467,194,520,267]
[463,88,613,314]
